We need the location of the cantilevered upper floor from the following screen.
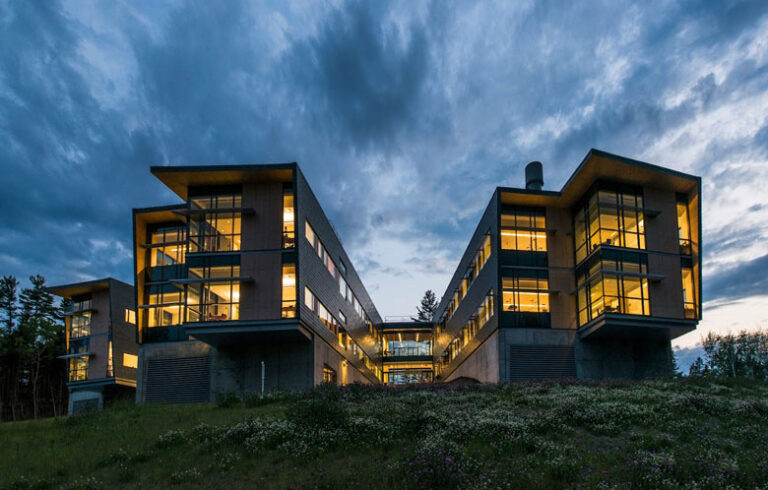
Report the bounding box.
[49,278,138,389]
[132,163,384,383]
[432,149,701,380]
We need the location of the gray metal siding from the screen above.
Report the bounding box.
[295,169,382,368]
[506,345,576,381]
[145,356,211,404]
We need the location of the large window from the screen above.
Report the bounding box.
[149,225,186,267]
[145,286,184,327]
[282,263,296,318]
[501,208,547,251]
[69,356,88,382]
[186,280,240,323]
[576,250,650,326]
[573,187,646,264]
[502,271,550,313]
[68,338,89,382]
[677,194,692,255]
[70,311,91,338]
[682,263,697,319]
[70,295,92,338]
[188,192,242,253]
[383,332,431,357]
[283,190,295,248]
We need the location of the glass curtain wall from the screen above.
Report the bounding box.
[575,250,650,326]
[188,191,242,253]
[573,187,646,264]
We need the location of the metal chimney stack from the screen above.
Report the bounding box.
[525,161,543,190]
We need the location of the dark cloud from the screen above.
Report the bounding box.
[1,0,768,318]
[704,254,768,302]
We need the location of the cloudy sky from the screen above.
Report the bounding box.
[1,0,767,360]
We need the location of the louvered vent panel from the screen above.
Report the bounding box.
[145,356,210,404]
[508,345,576,381]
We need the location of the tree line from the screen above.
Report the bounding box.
[689,330,768,380]
[0,275,68,421]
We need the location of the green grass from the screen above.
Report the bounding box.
[2,378,768,489]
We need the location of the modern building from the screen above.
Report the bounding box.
[49,278,138,414]
[132,164,383,404]
[381,321,434,384]
[128,148,701,401]
[432,149,701,382]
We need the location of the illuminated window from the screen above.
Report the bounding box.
[70,311,92,338]
[283,190,295,248]
[677,194,692,255]
[502,272,549,313]
[445,233,491,320]
[186,281,240,323]
[682,264,697,319]
[501,208,547,252]
[502,271,549,328]
[305,220,338,278]
[69,356,88,382]
[573,187,645,264]
[304,286,339,333]
[148,225,186,267]
[123,353,138,369]
[282,263,296,318]
[68,338,89,382]
[444,291,494,363]
[323,365,337,384]
[186,257,240,323]
[576,250,650,326]
[188,191,242,253]
[383,332,431,357]
[107,341,113,377]
[145,287,184,328]
[124,308,136,325]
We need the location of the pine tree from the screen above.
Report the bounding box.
[412,290,438,322]
[19,275,64,419]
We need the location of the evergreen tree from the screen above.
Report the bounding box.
[412,290,439,322]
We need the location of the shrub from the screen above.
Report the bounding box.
[215,391,241,408]
[285,396,348,430]
[400,445,470,490]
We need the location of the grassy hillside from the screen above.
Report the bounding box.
[2,378,767,489]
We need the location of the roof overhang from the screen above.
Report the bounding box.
[151,163,296,201]
[48,278,118,299]
[184,319,312,347]
[578,313,696,341]
[499,148,701,208]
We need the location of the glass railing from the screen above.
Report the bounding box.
[384,346,432,357]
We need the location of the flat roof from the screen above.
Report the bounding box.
[48,277,132,298]
[499,148,701,207]
[151,163,296,200]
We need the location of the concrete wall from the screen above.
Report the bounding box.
[212,340,314,394]
[69,388,103,415]
[136,340,212,404]
[313,337,371,385]
[443,330,499,383]
[576,338,674,379]
[544,207,578,330]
